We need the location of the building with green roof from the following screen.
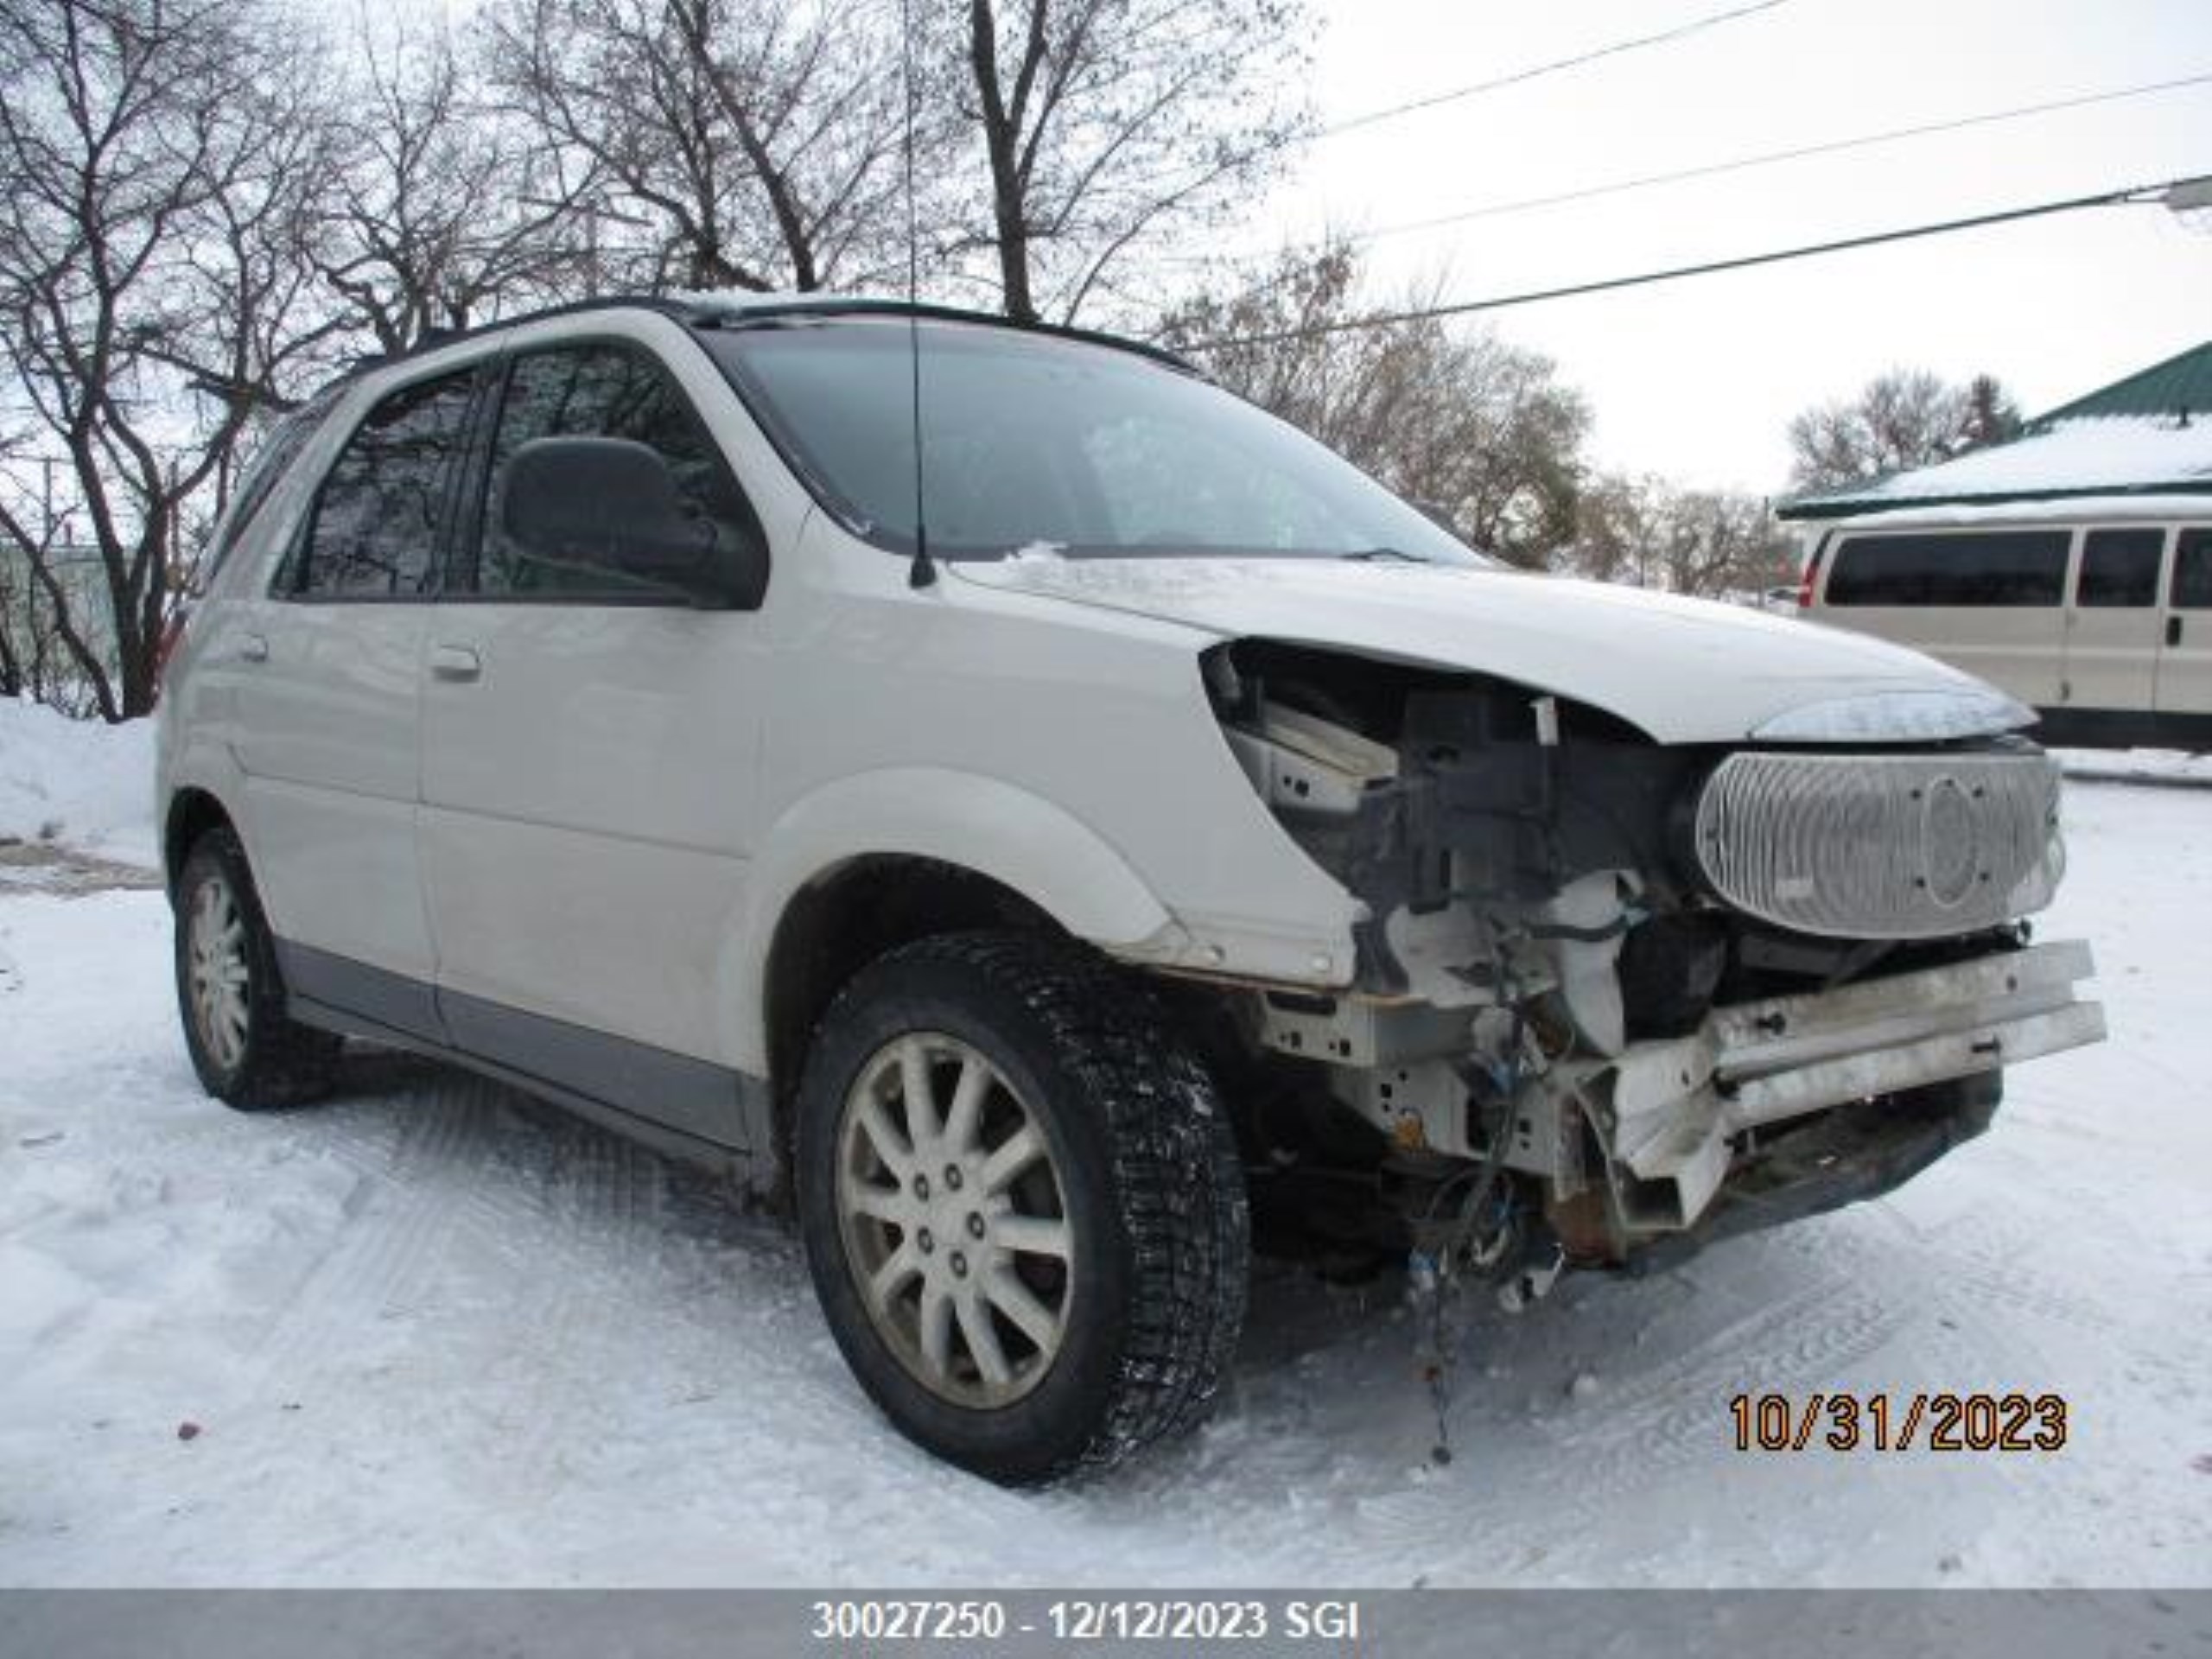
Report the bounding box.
[1779,340,2212,523]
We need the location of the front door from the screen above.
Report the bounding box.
[2063,526,2165,714]
[2156,525,2212,721]
[417,335,772,1142]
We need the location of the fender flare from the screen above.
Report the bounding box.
[718,767,1179,1073]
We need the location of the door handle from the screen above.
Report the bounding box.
[430,644,483,683]
[238,632,269,664]
[2170,615,2184,648]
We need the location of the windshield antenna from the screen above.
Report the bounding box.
[899,0,935,589]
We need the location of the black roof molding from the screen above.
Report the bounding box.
[341,295,699,377]
[1777,478,2212,522]
[341,292,1196,380]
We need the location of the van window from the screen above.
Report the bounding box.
[2175,528,2212,609]
[1824,531,2069,607]
[2076,528,2164,607]
[469,342,757,599]
[294,371,477,599]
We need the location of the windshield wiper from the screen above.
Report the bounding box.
[1338,546,1430,564]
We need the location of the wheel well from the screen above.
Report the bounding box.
[763,856,1059,1162]
[164,788,234,897]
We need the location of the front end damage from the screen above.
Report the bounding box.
[1185,639,2107,1283]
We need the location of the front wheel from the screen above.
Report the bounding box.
[795,931,1249,1484]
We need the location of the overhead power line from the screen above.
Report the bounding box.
[1191,173,2209,349]
[1354,71,2212,244]
[1315,0,1796,142]
[1171,71,2212,269]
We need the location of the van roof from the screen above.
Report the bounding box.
[1807,494,2212,534]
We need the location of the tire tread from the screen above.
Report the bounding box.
[175,828,340,1110]
[799,929,1249,1483]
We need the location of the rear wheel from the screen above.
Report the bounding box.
[795,931,1248,1484]
[175,828,340,1109]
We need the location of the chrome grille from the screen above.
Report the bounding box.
[1692,750,2063,940]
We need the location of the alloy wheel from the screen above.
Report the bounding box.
[186,872,251,1072]
[834,1032,1075,1408]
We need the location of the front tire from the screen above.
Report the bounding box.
[174,828,340,1109]
[795,931,1249,1484]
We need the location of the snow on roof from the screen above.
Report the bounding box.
[1781,339,2212,522]
[1781,413,2212,520]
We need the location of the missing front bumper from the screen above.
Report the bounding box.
[1538,939,2105,1239]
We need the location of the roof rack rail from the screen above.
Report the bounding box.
[334,291,1196,380]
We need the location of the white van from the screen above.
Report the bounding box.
[1800,500,2212,750]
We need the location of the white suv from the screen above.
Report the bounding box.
[158,296,2106,1483]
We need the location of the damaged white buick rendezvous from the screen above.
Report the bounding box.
[157,296,2105,1484]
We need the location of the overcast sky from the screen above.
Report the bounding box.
[1247,0,2211,496]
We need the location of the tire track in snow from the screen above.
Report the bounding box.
[241,1063,918,1559]
[244,1072,499,1399]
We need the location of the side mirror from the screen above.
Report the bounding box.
[499,436,766,607]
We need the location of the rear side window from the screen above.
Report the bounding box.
[469,342,756,599]
[1824,531,2069,607]
[291,370,477,600]
[2076,528,2164,608]
[2175,528,2212,610]
[201,388,340,588]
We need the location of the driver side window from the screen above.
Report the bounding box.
[470,343,755,599]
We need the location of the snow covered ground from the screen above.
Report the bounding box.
[0,697,156,869]
[1,703,2208,1587]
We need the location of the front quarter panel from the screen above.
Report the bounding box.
[725,519,1362,1071]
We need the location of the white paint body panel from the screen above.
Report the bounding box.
[229,599,436,981]
[955,554,2000,745]
[415,311,803,1061]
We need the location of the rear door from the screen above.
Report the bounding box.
[2156,525,2212,720]
[2063,526,2166,713]
[417,333,774,1140]
[1816,528,2070,706]
[230,365,480,1030]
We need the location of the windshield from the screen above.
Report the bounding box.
[702,315,1485,565]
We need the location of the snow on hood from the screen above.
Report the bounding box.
[951,555,2026,746]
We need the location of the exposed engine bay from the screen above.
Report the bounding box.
[1185,639,2106,1291]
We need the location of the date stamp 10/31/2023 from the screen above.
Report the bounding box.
[1730,1392,2069,1453]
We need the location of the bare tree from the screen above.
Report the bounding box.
[1959,372,2023,451]
[1160,245,1590,568]
[1787,366,2023,493]
[1568,474,1792,598]
[485,0,921,296]
[0,0,342,720]
[953,0,1313,324]
[314,9,599,354]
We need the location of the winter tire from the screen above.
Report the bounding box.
[174,828,340,1109]
[795,930,1249,1485]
